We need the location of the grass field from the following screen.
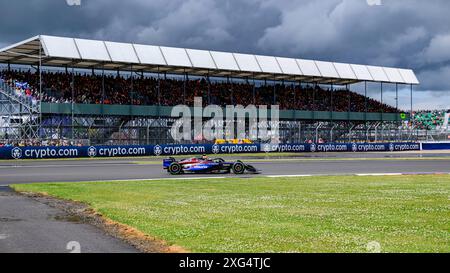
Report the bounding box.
[13,175,450,253]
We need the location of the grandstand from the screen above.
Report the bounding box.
[0,35,422,146]
[412,110,450,141]
[413,110,449,130]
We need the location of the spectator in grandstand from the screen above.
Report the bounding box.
[1,69,399,113]
[413,110,448,130]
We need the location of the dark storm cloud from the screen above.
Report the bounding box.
[0,0,449,108]
[0,0,280,52]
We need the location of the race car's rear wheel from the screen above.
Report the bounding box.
[168,162,183,175]
[232,161,245,175]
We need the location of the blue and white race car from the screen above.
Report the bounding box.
[163,155,259,175]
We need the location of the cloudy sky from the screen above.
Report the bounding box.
[0,0,449,110]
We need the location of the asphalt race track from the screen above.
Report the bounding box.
[1,152,450,185]
[0,187,138,253]
[1,152,449,253]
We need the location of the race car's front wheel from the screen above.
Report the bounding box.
[168,162,183,175]
[232,161,245,175]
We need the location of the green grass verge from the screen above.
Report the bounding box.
[13,175,450,253]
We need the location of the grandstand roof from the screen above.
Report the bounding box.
[0,35,420,85]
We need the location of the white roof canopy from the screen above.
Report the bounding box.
[0,35,420,85]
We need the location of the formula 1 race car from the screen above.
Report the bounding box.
[163,156,259,175]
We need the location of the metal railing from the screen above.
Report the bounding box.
[0,79,40,113]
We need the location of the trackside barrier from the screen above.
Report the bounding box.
[421,142,450,150]
[0,143,420,160]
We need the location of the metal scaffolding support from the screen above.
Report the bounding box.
[0,80,40,143]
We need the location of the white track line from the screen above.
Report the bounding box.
[70,177,228,183]
[0,163,134,169]
[266,174,313,178]
[356,173,403,176]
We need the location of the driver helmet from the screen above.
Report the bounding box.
[201,154,208,160]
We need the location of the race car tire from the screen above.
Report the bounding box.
[232,161,245,175]
[168,162,183,175]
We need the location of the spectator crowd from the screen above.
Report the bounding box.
[1,70,398,113]
[412,110,450,130]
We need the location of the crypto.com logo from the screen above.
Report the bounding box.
[212,144,220,154]
[87,146,97,158]
[367,0,382,6]
[153,145,162,156]
[66,0,81,6]
[11,147,22,159]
